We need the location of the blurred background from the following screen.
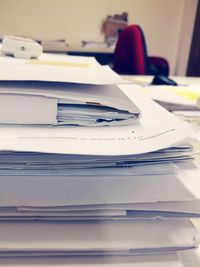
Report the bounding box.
[0,0,198,76]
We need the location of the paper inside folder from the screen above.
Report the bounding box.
[0,82,141,126]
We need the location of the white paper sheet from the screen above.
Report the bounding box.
[0,208,126,218]
[0,219,197,253]
[0,162,178,176]
[141,85,200,110]
[59,200,200,216]
[0,254,183,267]
[0,61,127,85]
[0,166,199,207]
[0,85,194,155]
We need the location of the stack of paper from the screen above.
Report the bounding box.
[0,54,199,266]
[124,75,200,127]
[140,85,200,111]
[140,84,200,127]
[0,54,141,126]
[0,81,140,126]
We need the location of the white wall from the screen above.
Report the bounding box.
[0,0,197,75]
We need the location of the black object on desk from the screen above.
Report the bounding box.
[151,75,177,86]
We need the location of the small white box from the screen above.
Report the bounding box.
[1,35,43,59]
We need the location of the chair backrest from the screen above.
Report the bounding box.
[113,24,149,75]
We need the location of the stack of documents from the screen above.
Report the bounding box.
[140,84,200,127]
[0,54,140,126]
[124,75,200,127]
[0,53,199,266]
[0,81,140,126]
[140,84,200,112]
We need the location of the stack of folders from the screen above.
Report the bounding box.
[0,53,200,267]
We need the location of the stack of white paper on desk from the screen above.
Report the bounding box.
[140,84,200,126]
[0,53,200,265]
[0,219,197,257]
[140,84,200,112]
[0,54,141,127]
[0,84,199,254]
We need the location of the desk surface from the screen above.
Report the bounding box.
[123,75,200,86]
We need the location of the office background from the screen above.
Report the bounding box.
[0,0,198,76]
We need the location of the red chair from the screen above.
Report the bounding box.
[113,24,169,75]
